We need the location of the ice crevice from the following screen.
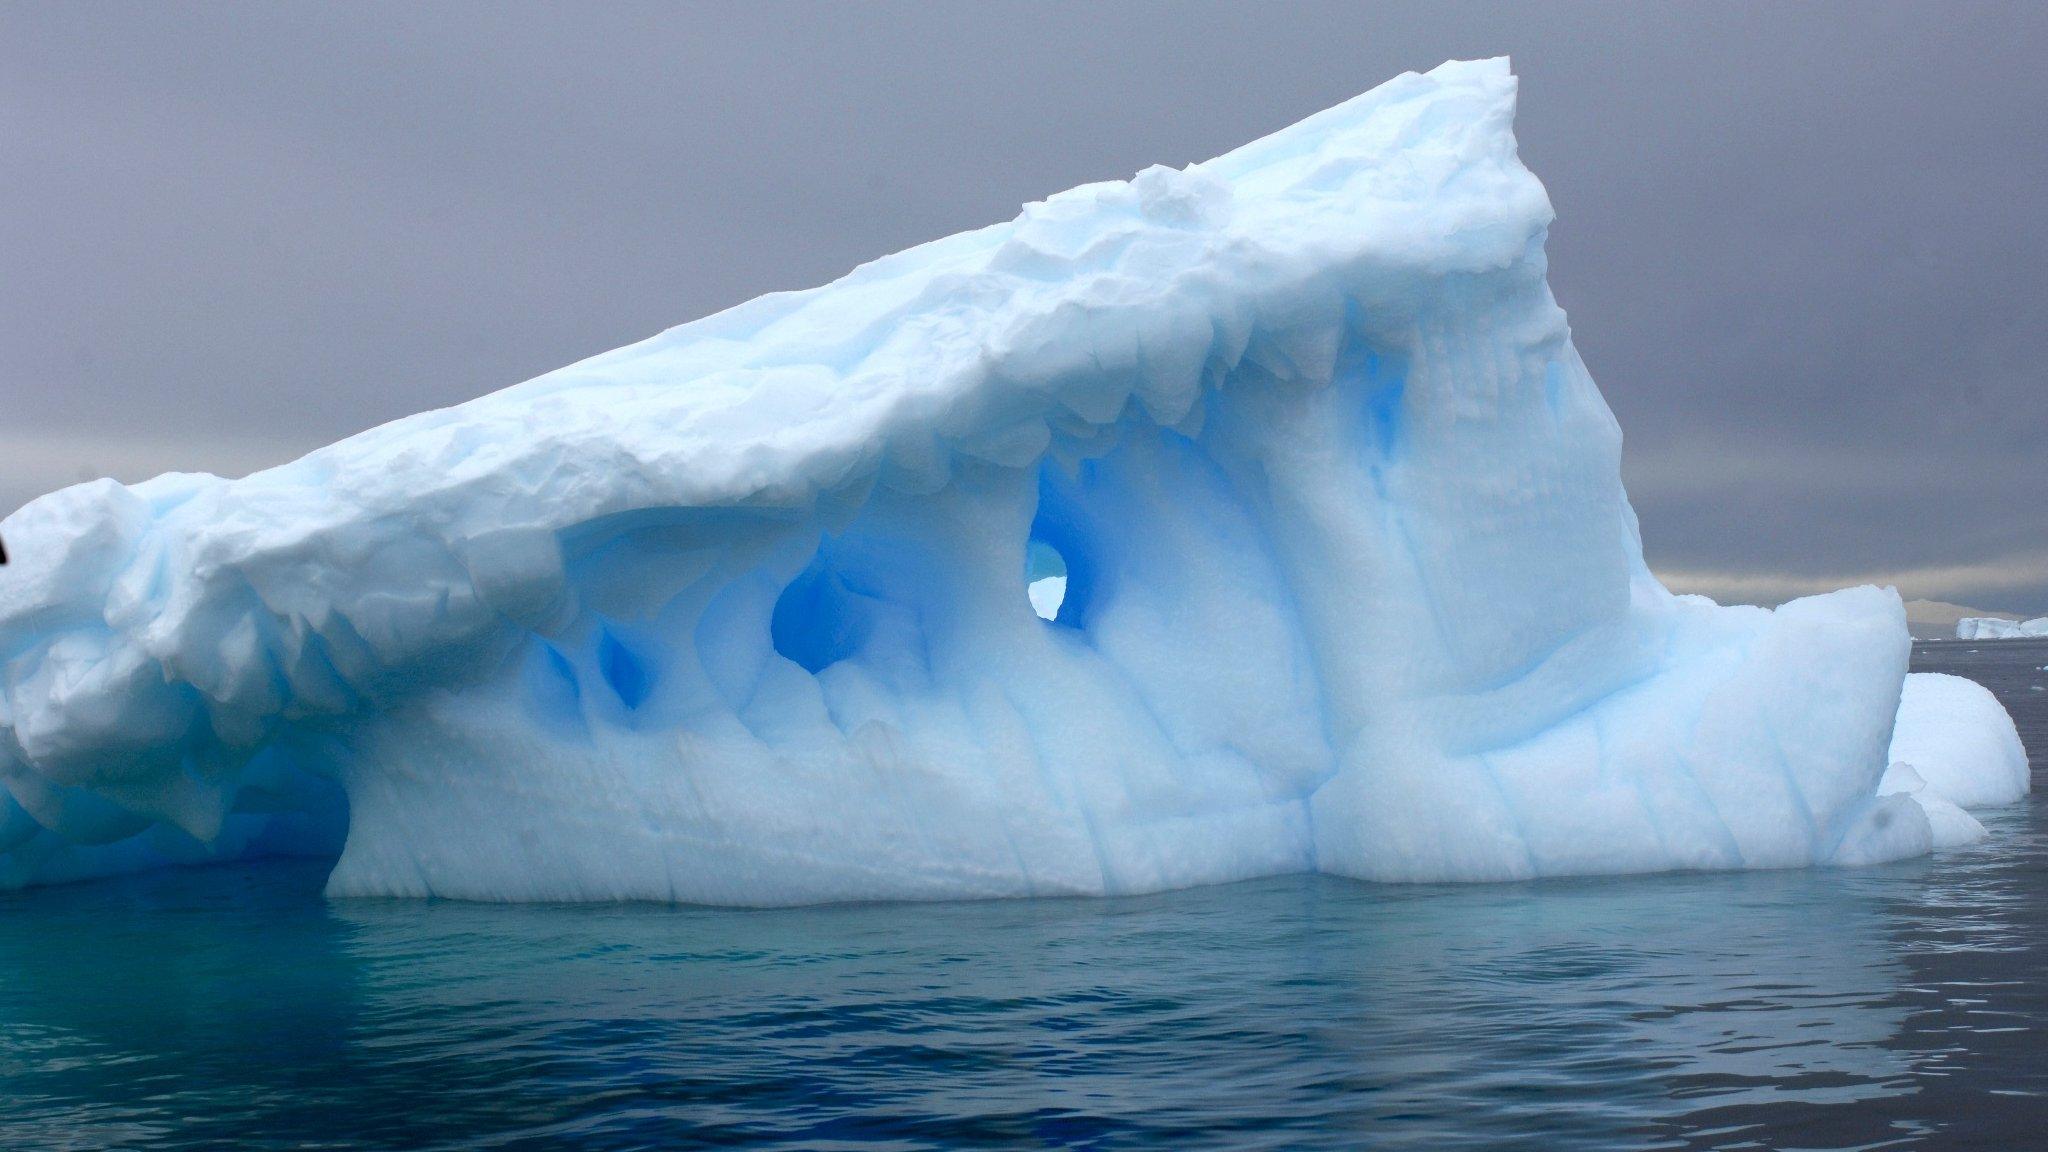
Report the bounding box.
[0,58,2028,903]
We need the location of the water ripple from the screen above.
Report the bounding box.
[1,640,2045,1149]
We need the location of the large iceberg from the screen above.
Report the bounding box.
[0,60,2028,902]
[1956,616,2048,640]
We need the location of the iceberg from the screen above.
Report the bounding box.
[0,60,2027,903]
[1884,672,2030,812]
[1956,616,2048,640]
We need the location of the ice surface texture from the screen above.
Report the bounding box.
[0,60,2027,901]
[1957,616,2048,640]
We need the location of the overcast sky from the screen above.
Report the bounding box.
[4,2,2045,612]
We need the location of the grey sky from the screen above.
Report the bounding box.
[4,2,2044,612]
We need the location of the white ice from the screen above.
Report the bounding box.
[1883,672,2029,816]
[1956,616,2048,640]
[0,59,2029,902]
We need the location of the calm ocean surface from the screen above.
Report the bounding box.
[2,641,2044,1150]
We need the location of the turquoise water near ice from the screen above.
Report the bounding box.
[2,641,2044,1150]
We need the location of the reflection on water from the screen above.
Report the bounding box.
[1,641,2044,1151]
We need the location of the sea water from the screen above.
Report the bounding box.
[3,641,2044,1150]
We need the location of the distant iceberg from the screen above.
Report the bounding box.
[1956,616,2048,640]
[0,60,2027,902]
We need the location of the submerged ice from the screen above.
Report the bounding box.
[0,60,2029,902]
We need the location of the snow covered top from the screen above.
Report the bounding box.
[0,59,1543,801]
[41,56,1534,524]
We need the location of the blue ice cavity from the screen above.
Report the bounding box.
[0,59,2026,902]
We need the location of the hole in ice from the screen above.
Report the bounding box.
[1027,464,1095,630]
[1025,539,1068,622]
